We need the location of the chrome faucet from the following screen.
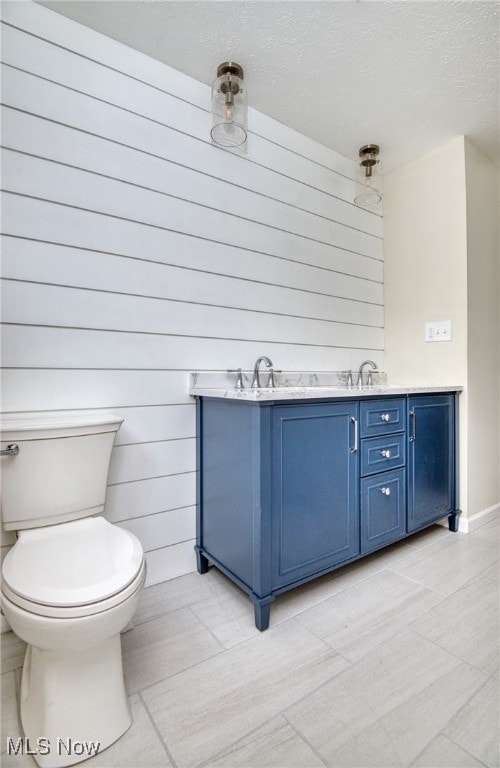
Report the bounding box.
[357,359,378,387]
[252,356,273,388]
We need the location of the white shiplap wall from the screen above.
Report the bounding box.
[0,1,384,585]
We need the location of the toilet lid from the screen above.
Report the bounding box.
[2,517,144,607]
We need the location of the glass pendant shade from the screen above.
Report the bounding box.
[354,144,382,207]
[211,62,247,148]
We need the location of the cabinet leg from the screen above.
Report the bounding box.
[448,511,460,533]
[253,596,275,631]
[195,546,209,574]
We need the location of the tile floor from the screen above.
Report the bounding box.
[1,519,499,768]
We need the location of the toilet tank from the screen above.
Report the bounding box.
[1,411,123,531]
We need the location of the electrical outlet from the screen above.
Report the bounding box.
[425,321,452,342]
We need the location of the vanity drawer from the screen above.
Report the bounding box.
[361,433,405,476]
[360,398,406,437]
[360,468,406,554]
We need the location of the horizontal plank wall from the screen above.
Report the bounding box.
[0,1,384,584]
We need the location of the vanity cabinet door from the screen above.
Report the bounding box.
[407,395,455,532]
[360,468,406,553]
[271,402,359,588]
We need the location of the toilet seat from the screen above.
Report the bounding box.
[2,517,145,618]
[1,561,146,618]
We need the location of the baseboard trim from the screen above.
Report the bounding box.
[458,503,500,533]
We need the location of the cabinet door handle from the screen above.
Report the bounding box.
[380,449,392,459]
[380,413,391,422]
[380,486,391,496]
[350,416,358,453]
[409,410,416,441]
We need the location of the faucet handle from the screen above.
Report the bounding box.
[268,369,282,388]
[343,370,353,387]
[227,369,244,389]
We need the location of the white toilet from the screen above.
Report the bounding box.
[0,412,146,768]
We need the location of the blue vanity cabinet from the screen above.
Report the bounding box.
[407,394,456,532]
[195,391,459,631]
[271,402,359,588]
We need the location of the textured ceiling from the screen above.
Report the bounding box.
[39,0,499,172]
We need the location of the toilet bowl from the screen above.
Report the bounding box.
[0,412,146,768]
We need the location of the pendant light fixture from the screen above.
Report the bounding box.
[354,144,382,207]
[211,62,247,149]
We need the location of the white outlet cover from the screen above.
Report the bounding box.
[425,321,452,342]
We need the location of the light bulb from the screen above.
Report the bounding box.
[225,92,234,121]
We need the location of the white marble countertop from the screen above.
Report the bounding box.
[190,373,463,402]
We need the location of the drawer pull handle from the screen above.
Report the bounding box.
[380,413,391,422]
[380,486,391,496]
[380,449,392,458]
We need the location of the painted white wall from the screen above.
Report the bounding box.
[0,2,383,583]
[384,136,500,526]
[464,139,500,520]
[383,137,468,386]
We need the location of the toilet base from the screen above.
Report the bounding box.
[20,634,131,768]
